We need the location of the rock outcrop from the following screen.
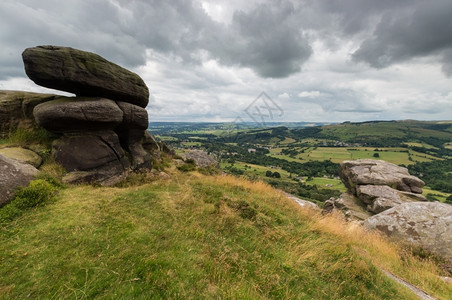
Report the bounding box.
[16,45,160,185]
[364,202,452,259]
[0,154,39,206]
[338,159,426,215]
[340,159,424,194]
[0,90,57,135]
[22,46,149,108]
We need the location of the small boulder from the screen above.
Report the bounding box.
[34,97,123,132]
[22,46,149,107]
[0,154,39,206]
[0,147,42,168]
[181,150,218,168]
[364,202,452,260]
[321,192,373,221]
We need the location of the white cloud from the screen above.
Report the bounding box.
[298,91,322,98]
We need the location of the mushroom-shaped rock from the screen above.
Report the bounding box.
[22,46,149,107]
[33,97,123,132]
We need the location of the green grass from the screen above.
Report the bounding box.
[422,187,451,203]
[1,172,451,299]
[306,177,347,193]
[181,141,203,147]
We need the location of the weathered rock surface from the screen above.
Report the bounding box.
[340,159,424,194]
[22,46,149,107]
[62,160,128,186]
[182,150,218,168]
[336,159,426,215]
[52,131,129,172]
[364,202,452,259]
[0,90,57,134]
[0,154,39,206]
[356,185,426,214]
[115,101,151,170]
[322,193,373,221]
[116,101,148,130]
[0,147,42,168]
[34,97,123,132]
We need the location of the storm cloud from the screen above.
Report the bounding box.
[0,0,451,121]
[351,0,452,75]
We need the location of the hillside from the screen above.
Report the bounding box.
[1,168,452,299]
[152,120,452,205]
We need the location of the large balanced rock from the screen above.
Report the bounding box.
[0,90,57,135]
[340,159,424,194]
[22,46,149,107]
[364,202,452,259]
[0,154,39,206]
[34,97,124,132]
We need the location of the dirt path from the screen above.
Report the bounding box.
[380,269,436,300]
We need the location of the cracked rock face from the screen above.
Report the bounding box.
[364,202,452,259]
[34,97,123,132]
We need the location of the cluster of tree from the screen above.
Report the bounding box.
[408,159,452,193]
[265,171,281,178]
[234,151,339,178]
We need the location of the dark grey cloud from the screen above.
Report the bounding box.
[352,0,452,75]
[1,0,452,82]
[0,0,312,80]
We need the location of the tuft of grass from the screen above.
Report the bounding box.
[0,172,450,299]
[6,127,58,148]
[0,179,58,223]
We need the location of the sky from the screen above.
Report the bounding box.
[1,0,452,123]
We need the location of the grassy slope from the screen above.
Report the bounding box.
[1,171,451,299]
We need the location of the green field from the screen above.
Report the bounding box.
[268,147,440,165]
[305,177,347,193]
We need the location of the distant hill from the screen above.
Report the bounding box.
[208,120,452,149]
